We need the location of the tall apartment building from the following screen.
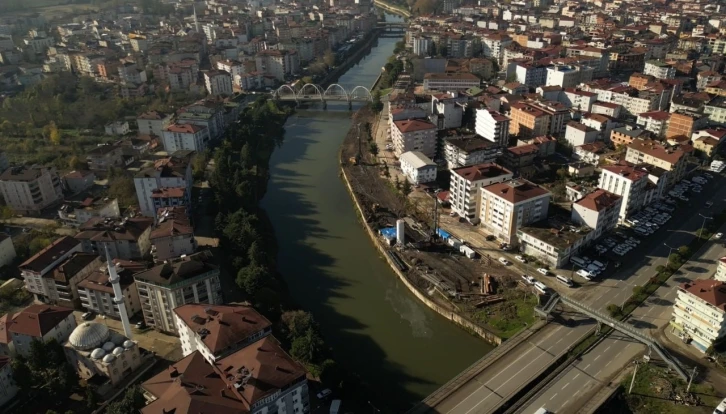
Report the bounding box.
[443,136,501,169]
[475,109,510,146]
[0,166,63,215]
[450,163,513,222]
[0,356,18,407]
[391,119,437,158]
[255,49,300,81]
[136,111,174,138]
[672,279,726,352]
[509,103,551,138]
[480,180,551,244]
[546,64,593,88]
[665,112,707,139]
[515,63,547,88]
[134,251,223,334]
[150,207,197,262]
[481,33,512,63]
[203,70,233,96]
[624,138,687,185]
[571,189,623,239]
[643,60,676,79]
[75,216,153,260]
[0,304,77,357]
[134,151,194,217]
[598,164,648,220]
[77,258,144,320]
[162,123,209,153]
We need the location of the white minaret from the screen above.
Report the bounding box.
[193,5,200,33]
[105,247,133,339]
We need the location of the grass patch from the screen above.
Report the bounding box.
[472,290,538,339]
[379,87,393,96]
[622,363,721,414]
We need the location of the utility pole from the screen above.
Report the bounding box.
[431,196,439,241]
[686,366,698,392]
[628,361,639,394]
[355,123,362,164]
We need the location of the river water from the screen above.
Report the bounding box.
[261,13,491,410]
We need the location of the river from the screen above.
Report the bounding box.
[261,12,491,411]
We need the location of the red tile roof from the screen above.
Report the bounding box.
[679,279,726,311]
[575,189,622,212]
[166,124,205,134]
[393,119,436,133]
[601,164,647,181]
[0,304,74,338]
[19,236,80,274]
[483,180,550,204]
[452,163,512,182]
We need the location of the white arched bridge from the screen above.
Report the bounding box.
[272,83,373,106]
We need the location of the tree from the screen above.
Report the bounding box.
[291,328,325,363]
[401,179,413,197]
[106,386,145,414]
[323,49,336,68]
[281,310,315,340]
[68,155,87,170]
[382,162,390,178]
[371,89,383,113]
[320,359,344,389]
[369,142,379,157]
[236,264,268,296]
[606,303,622,318]
[556,168,569,182]
[47,121,60,145]
[632,285,645,297]
[86,386,99,410]
[677,246,691,257]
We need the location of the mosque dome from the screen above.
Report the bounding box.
[102,341,116,352]
[123,340,135,349]
[68,323,111,351]
[102,354,116,363]
[90,348,106,359]
[112,347,124,356]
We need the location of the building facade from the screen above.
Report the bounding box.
[450,164,513,222]
[480,180,551,244]
[672,279,726,352]
[391,119,437,158]
[0,166,63,215]
[475,109,510,146]
[399,151,437,185]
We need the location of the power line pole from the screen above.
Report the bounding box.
[628,361,639,394]
[686,366,697,392]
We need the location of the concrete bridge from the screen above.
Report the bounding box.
[272,83,373,108]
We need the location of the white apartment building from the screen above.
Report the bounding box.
[391,119,437,158]
[255,50,300,81]
[573,141,608,166]
[571,189,623,240]
[450,163,513,223]
[598,164,648,220]
[715,257,726,282]
[443,136,501,169]
[412,36,432,56]
[518,225,589,268]
[481,33,512,63]
[0,304,76,357]
[150,207,197,262]
[136,111,174,138]
[672,279,726,352]
[216,60,244,86]
[562,88,597,112]
[546,65,593,88]
[515,63,547,88]
[203,70,233,96]
[162,123,209,153]
[564,122,599,147]
[77,259,143,320]
[475,109,510,146]
[423,72,480,91]
[480,180,551,244]
[0,356,18,407]
[643,60,676,79]
[400,151,437,185]
[18,236,87,304]
[174,303,273,362]
[625,138,687,186]
[0,166,63,215]
[0,234,16,268]
[637,111,670,137]
[432,93,464,130]
[134,151,194,217]
[134,252,223,334]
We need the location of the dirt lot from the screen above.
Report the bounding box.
[342,107,538,339]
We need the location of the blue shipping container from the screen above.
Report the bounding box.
[436,228,451,240]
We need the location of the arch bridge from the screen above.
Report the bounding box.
[272,83,373,108]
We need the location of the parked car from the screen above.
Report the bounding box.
[521,274,535,285]
[577,269,593,280]
[515,255,527,263]
[499,257,511,266]
[81,312,94,321]
[317,389,332,399]
[715,233,724,240]
[537,268,549,275]
[486,235,497,241]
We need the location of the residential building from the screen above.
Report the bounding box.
[134,151,194,217]
[672,279,726,352]
[400,151,437,185]
[19,236,89,304]
[150,207,197,262]
[62,170,96,194]
[134,251,223,334]
[573,141,608,166]
[692,129,726,157]
[475,109,510,146]
[203,70,233,96]
[423,72,480,91]
[625,138,687,185]
[0,165,63,215]
[0,304,76,357]
[598,163,649,220]
[162,123,209,153]
[74,216,153,260]
[509,103,551,138]
[643,60,676,79]
[546,64,593,88]
[431,93,464,130]
[450,164,513,222]
[77,259,144,320]
[137,111,174,138]
[571,189,623,239]
[637,111,670,137]
[0,234,15,269]
[515,63,547,88]
[0,356,18,407]
[500,145,539,176]
[715,257,726,282]
[86,144,126,171]
[58,197,120,227]
[443,136,501,169]
[140,337,308,414]
[391,119,437,158]
[63,321,142,385]
[591,101,622,119]
[174,303,272,362]
[666,112,707,139]
[562,88,597,112]
[517,224,590,268]
[480,180,551,244]
[610,126,649,148]
[481,33,512,63]
[564,122,599,147]
[255,49,300,81]
[104,121,130,136]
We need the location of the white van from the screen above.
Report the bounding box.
[534,281,548,294]
[556,275,574,287]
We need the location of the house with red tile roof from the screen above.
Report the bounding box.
[572,189,623,239]
[673,279,726,352]
[0,304,76,357]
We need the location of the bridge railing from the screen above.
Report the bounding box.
[272,83,373,102]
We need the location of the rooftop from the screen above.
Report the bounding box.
[483,180,550,204]
[19,236,80,274]
[0,165,53,182]
[399,151,436,170]
[602,164,648,181]
[393,119,436,133]
[453,163,511,182]
[0,304,74,340]
[445,135,500,153]
[628,138,685,165]
[519,222,590,251]
[575,189,622,212]
[679,279,726,311]
[133,251,217,287]
[75,216,153,243]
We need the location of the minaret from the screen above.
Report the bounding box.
[193,5,200,33]
[106,247,133,339]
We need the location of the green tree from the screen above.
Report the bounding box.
[606,304,622,318]
[677,246,691,257]
[394,175,401,191]
[323,49,336,68]
[86,386,99,410]
[369,142,379,157]
[107,176,137,207]
[46,121,60,145]
[556,168,569,181]
[401,179,413,197]
[105,386,145,414]
[371,89,384,113]
[68,155,87,171]
[236,264,268,296]
[291,328,325,363]
[281,310,315,339]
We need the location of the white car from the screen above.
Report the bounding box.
[515,255,527,263]
[499,257,511,266]
[577,269,593,279]
[521,274,535,284]
[715,233,723,240]
[317,389,332,399]
[537,268,549,275]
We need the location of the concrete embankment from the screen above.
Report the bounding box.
[373,0,412,17]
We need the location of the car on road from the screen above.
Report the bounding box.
[499,257,511,266]
[537,268,549,275]
[317,389,332,399]
[515,255,527,263]
[81,312,94,321]
[715,233,724,240]
[521,274,535,285]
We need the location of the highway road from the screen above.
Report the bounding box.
[433,172,726,414]
[517,175,726,414]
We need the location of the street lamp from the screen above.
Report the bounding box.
[663,242,676,261]
[368,401,380,413]
[698,213,713,239]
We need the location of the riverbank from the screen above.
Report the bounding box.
[338,106,504,346]
[373,0,412,18]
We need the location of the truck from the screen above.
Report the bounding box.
[330,399,342,414]
[460,245,476,259]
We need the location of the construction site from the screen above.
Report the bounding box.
[341,107,540,342]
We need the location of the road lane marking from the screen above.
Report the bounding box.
[563,381,571,390]
[584,364,590,370]
[594,355,600,361]
[604,345,611,352]
[573,373,580,380]
[550,393,558,401]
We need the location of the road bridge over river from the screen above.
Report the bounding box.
[272,83,373,108]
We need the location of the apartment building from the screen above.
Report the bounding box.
[643,60,676,79]
[77,259,144,320]
[480,180,551,244]
[400,151,437,185]
[715,257,726,282]
[203,70,233,96]
[134,251,223,334]
[571,189,623,240]
[0,304,76,357]
[450,163,513,223]
[692,129,726,157]
[443,136,501,169]
[564,122,599,147]
[86,144,126,171]
[0,166,63,215]
[562,88,597,112]
[546,64,593,88]
[58,197,120,228]
[475,109,510,146]
[423,72,480,91]
[481,33,512,63]
[431,93,464,130]
[136,111,174,138]
[19,236,87,304]
[610,126,649,148]
[134,151,194,217]
[672,279,726,352]
[625,139,687,186]
[150,207,197,262]
[174,303,272,362]
[391,119,437,158]
[0,356,17,407]
[509,103,551,138]
[74,216,153,260]
[598,164,649,221]
[515,63,547,88]
[518,224,590,268]
[162,123,209,153]
[665,112,707,139]
[573,141,608,166]
[637,111,670,137]
[255,49,300,81]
